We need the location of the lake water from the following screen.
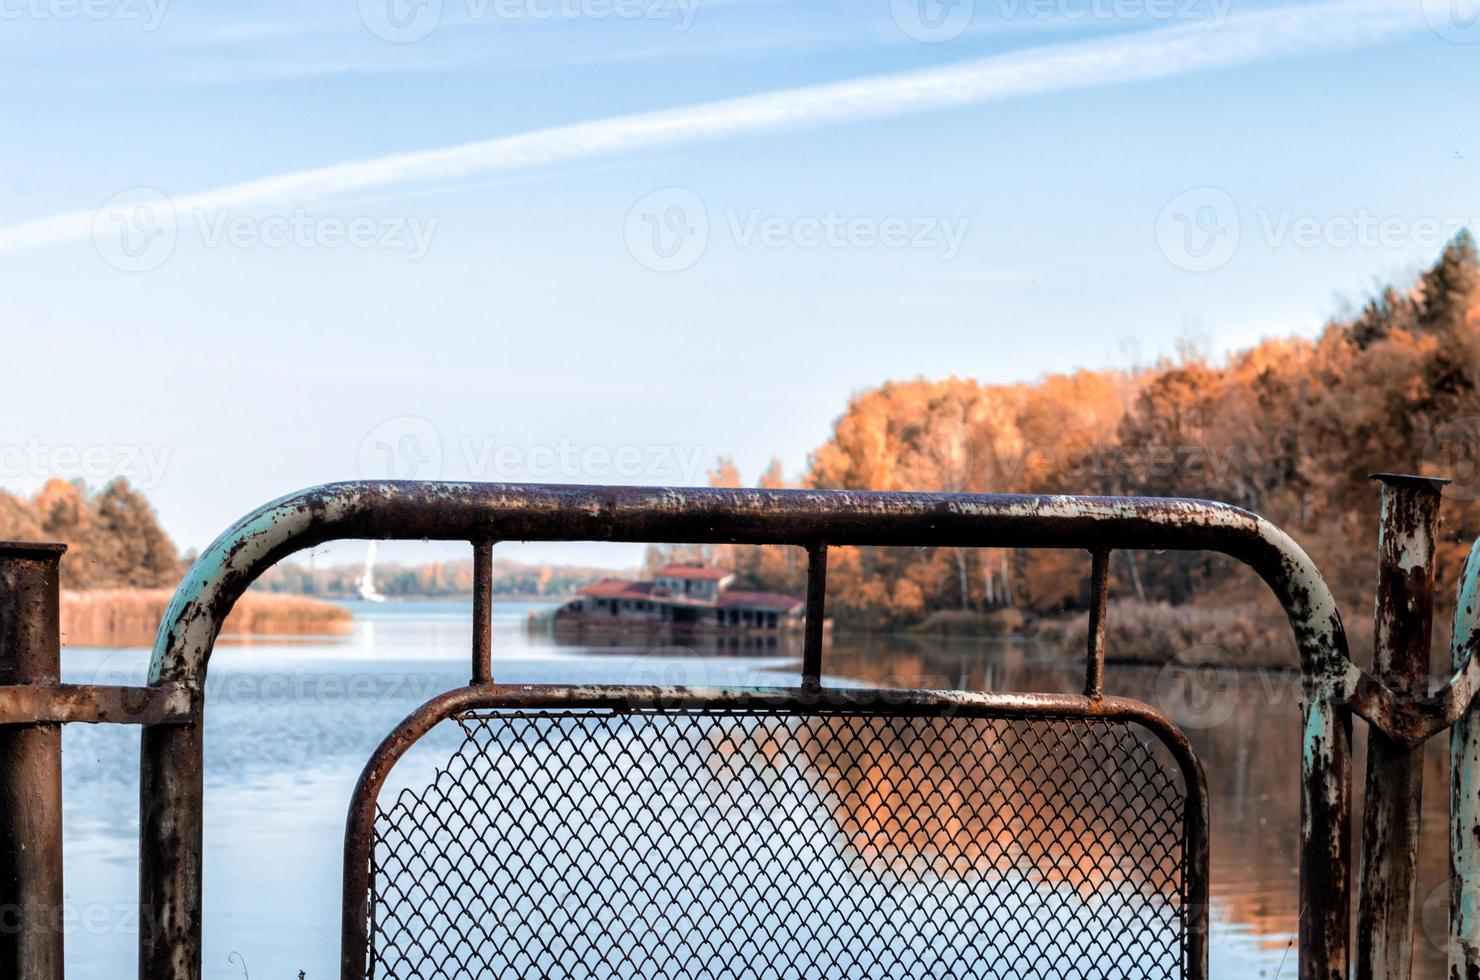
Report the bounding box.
[56,600,1455,979]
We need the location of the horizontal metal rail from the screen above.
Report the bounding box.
[0,682,194,726]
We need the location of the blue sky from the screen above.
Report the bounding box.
[2,0,1477,568]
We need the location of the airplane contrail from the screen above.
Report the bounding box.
[0,0,1428,255]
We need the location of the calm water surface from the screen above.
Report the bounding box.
[57,601,1453,979]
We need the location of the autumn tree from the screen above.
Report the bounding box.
[0,477,182,589]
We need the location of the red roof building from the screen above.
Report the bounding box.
[567,566,803,631]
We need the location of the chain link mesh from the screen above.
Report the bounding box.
[366,708,1189,979]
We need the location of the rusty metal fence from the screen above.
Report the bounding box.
[349,695,1201,980]
[1,477,1479,979]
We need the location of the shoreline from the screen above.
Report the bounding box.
[60,588,353,648]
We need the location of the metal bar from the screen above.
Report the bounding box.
[341,682,1211,980]
[802,543,827,690]
[1301,687,1354,980]
[139,722,202,980]
[1186,747,1211,980]
[1449,535,1480,978]
[0,683,194,726]
[1355,474,1445,980]
[1085,548,1110,698]
[472,540,493,685]
[0,541,66,980]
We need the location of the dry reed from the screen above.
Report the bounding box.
[60,588,352,648]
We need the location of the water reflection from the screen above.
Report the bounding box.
[54,601,1454,979]
[373,710,1187,979]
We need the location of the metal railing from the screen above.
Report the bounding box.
[0,477,1477,979]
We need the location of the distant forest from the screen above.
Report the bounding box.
[7,233,1479,637]
[0,478,180,589]
[255,556,621,599]
[653,233,1480,635]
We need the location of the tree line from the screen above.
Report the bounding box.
[256,556,618,598]
[0,477,180,589]
[671,233,1480,633]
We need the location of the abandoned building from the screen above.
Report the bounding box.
[556,563,806,631]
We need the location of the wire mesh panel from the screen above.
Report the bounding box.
[363,707,1191,980]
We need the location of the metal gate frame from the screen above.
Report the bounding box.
[2,477,1479,979]
[339,684,1209,980]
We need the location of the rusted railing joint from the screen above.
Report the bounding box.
[1341,663,1480,749]
[0,682,196,726]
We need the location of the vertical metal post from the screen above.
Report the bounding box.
[802,543,827,691]
[1301,680,1354,980]
[1084,549,1110,698]
[472,541,493,685]
[1355,473,1446,980]
[0,541,67,980]
[1449,534,1480,979]
[139,722,202,980]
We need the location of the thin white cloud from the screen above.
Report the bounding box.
[0,0,1428,255]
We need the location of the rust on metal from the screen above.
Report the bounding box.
[802,541,827,690]
[471,540,493,685]
[1356,474,1445,980]
[0,541,66,980]
[1085,548,1110,698]
[1450,533,1480,980]
[0,682,194,726]
[139,721,203,980]
[340,683,1210,980]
